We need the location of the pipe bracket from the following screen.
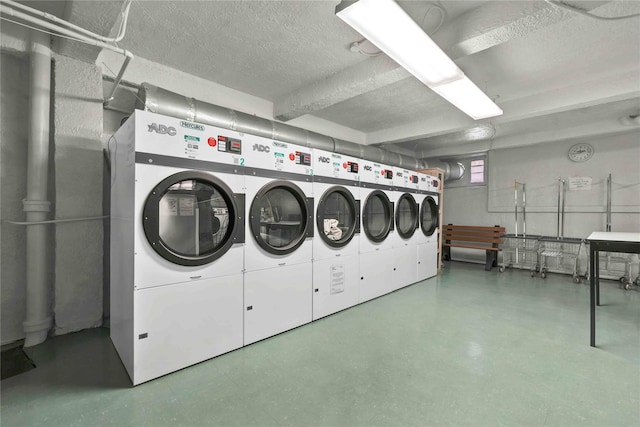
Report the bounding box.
[23,316,52,333]
[22,199,51,212]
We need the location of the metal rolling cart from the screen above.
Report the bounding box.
[538,178,584,283]
[539,236,583,282]
[588,174,640,289]
[501,235,541,276]
[500,181,541,276]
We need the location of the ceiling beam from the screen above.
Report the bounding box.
[370,68,639,148]
[274,0,607,122]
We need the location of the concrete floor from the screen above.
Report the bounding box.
[2,262,639,427]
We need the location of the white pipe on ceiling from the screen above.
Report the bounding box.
[0,2,134,106]
[1,0,132,43]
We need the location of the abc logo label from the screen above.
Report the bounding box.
[252,144,270,153]
[318,156,330,163]
[147,123,177,136]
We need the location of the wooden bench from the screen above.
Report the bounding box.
[442,224,506,271]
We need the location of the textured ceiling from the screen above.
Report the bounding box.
[36,0,640,158]
[120,1,369,101]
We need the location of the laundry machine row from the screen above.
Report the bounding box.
[110,111,439,385]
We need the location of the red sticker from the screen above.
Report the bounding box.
[289,153,295,161]
[207,137,217,147]
[343,162,347,169]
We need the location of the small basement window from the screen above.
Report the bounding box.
[427,154,488,188]
[469,159,485,184]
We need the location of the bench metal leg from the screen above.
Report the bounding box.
[443,242,451,261]
[485,250,498,271]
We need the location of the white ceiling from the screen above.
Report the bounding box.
[33,0,640,159]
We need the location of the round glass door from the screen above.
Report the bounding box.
[362,190,392,242]
[316,186,358,247]
[396,193,417,239]
[143,171,240,266]
[250,181,310,255]
[421,196,438,237]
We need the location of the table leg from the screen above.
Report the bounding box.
[590,246,596,347]
[595,250,600,306]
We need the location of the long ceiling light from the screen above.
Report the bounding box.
[335,0,503,120]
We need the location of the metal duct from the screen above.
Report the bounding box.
[398,154,421,171]
[360,145,385,163]
[306,131,335,152]
[426,160,465,182]
[333,139,363,158]
[272,122,309,146]
[136,83,195,120]
[193,101,235,129]
[232,111,274,139]
[381,151,402,168]
[136,83,419,169]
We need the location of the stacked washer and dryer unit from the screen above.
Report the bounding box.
[111,109,440,385]
[111,110,247,385]
[417,174,440,281]
[243,139,315,344]
[390,167,421,291]
[358,159,396,302]
[312,149,361,320]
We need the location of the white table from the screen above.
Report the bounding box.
[587,231,640,347]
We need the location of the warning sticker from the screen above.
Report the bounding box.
[162,195,178,216]
[179,196,195,216]
[330,264,345,295]
[569,177,592,191]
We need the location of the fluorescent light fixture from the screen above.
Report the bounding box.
[433,76,504,120]
[335,0,503,120]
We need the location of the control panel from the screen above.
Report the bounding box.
[313,149,360,181]
[213,135,242,154]
[360,161,394,185]
[293,151,311,166]
[136,110,243,166]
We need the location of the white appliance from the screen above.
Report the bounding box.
[312,149,361,320]
[417,174,440,281]
[243,140,314,344]
[110,110,247,385]
[358,160,395,303]
[390,167,420,290]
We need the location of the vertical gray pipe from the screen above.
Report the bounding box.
[556,178,562,239]
[560,179,566,238]
[23,31,52,347]
[606,174,612,232]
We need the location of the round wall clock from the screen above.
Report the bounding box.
[568,143,594,162]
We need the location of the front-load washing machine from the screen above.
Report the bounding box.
[390,167,420,290]
[417,173,439,281]
[359,160,395,303]
[243,140,314,345]
[312,149,360,320]
[110,110,246,385]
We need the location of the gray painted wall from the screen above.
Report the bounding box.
[1,51,104,345]
[441,131,640,275]
[52,54,104,335]
[1,53,30,344]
